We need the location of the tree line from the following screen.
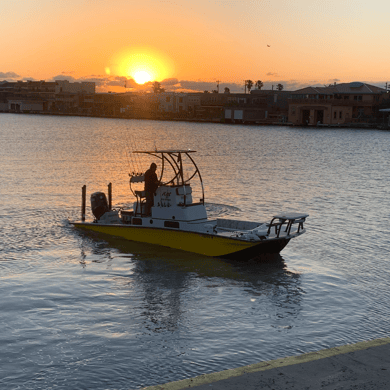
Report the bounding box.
[244,80,284,93]
[151,80,284,94]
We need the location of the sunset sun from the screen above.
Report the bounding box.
[133,70,152,85]
[113,47,175,88]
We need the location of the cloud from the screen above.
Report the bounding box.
[49,74,130,90]
[0,71,20,79]
[5,71,387,94]
[161,78,180,86]
[102,76,127,87]
[0,70,320,93]
[22,77,39,81]
[169,80,244,93]
[50,74,77,82]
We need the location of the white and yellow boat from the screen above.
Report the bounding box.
[72,149,308,260]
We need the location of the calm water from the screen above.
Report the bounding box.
[1,114,389,389]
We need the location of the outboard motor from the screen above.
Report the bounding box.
[91,192,109,220]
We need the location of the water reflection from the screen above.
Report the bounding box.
[136,259,187,333]
[75,231,303,337]
[7,116,390,389]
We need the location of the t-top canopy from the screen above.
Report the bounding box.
[273,212,309,220]
[132,149,196,154]
[129,148,204,205]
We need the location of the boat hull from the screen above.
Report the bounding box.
[220,238,290,260]
[72,222,290,259]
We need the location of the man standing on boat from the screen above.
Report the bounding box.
[144,162,159,216]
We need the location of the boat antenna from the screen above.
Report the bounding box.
[136,140,144,174]
[129,136,142,175]
[121,126,142,176]
[124,135,132,173]
[120,125,133,175]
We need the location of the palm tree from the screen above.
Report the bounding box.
[244,80,253,94]
[276,84,284,91]
[153,82,164,93]
[255,80,264,90]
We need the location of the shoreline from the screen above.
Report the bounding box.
[0,111,385,129]
[141,337,390,390]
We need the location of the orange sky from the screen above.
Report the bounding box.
[1,0,390,92]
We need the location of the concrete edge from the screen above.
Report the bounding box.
[141,337,390,390]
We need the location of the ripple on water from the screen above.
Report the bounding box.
[1,117,390,389]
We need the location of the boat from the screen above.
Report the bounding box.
[71,149,308,260]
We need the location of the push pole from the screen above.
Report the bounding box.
[108,182,112,210]
[81,185,86,221]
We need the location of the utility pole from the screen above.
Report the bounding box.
[244,80,246,94]
[216,80,220,93]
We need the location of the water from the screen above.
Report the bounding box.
[1,114,389,389]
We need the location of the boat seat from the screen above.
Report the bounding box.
[135,190,146,198]
[130,175,145,183]
[134,190,147,217]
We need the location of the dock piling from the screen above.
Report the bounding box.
[81,185,86,221]
[108,182,112,210]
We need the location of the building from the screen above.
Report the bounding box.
[153,92,189,116]
[187,94,201,116]
[223,93,267,123]
[0,80,96,113]
[0,80,56,111]
[55,80,95,94]
[250,90,291,123]
[8,99,44,113]
[288,82,386,126]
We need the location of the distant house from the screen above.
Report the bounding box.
[8,99,44,113]
[55,80,95,94]
[153,92,188,115]
[0,80,97,114]
[0,80,55,111]
[224,93,267,123]
[250,90,291,123]
[288,82,386,126]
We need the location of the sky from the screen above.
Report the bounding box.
[1,0,390,93]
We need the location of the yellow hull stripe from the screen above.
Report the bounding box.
[75,223,257,257]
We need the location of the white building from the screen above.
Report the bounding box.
[55,80,95,94]
[154,92,188,113]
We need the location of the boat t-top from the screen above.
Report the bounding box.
[72,149,308,260]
